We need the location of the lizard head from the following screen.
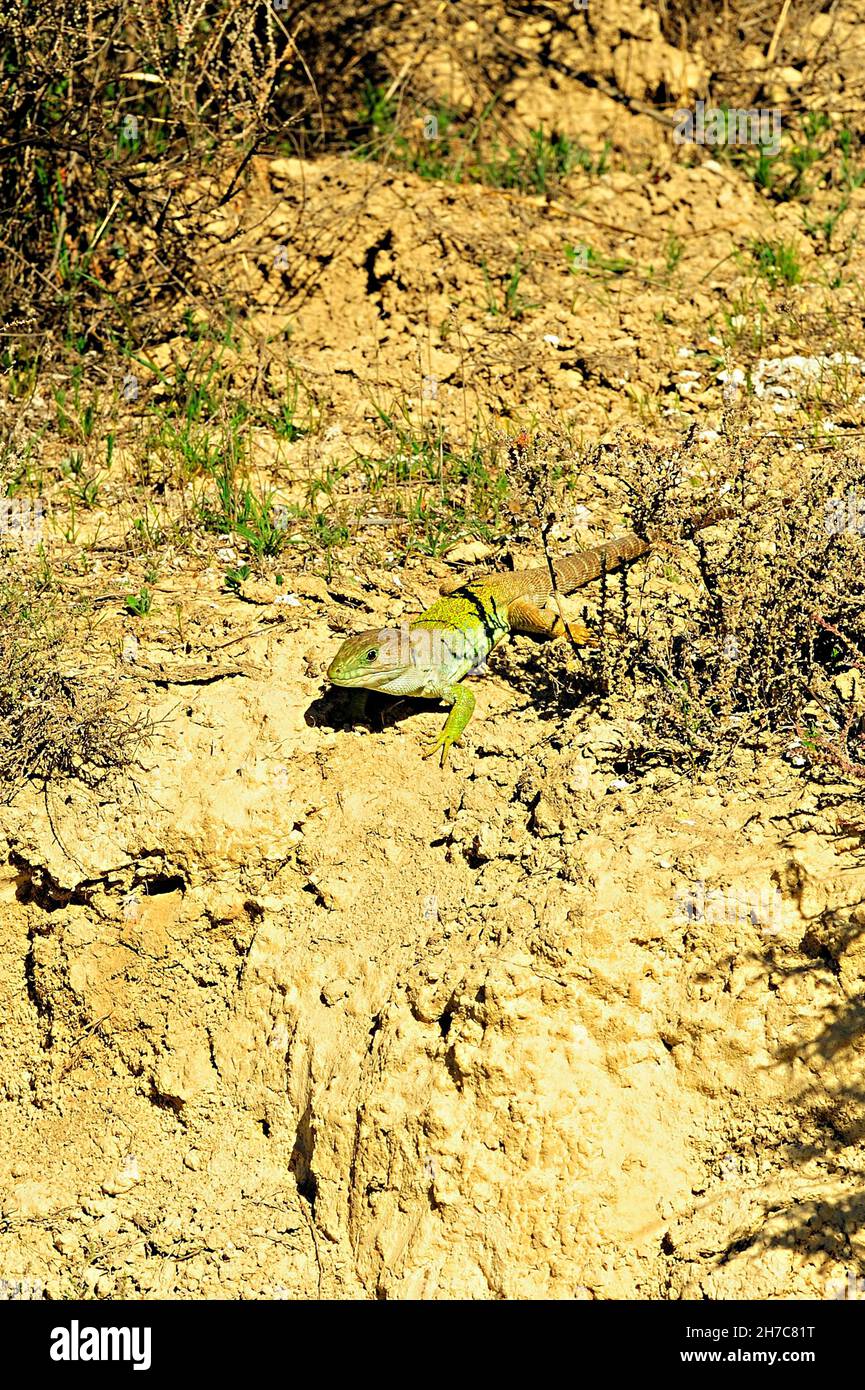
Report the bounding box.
[326,628,461,700]
[327,631,390,687]
[327,626,432,696]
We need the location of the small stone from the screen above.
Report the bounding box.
[321,978,350,1006]
[101,1155,140,1196]
[294,576,331,603]
[442,539,493,565]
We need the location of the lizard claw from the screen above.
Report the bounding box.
[563,619,600,647]
[422,733,453,767]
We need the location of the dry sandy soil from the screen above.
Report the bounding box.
[2,1,865,1300]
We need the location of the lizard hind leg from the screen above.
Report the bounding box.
[506,599,598,646]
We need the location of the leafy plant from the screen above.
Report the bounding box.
[124,587,153,617]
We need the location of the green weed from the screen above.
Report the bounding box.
[124,587,153,617]
[352,88,610,194]
[749,238,802,288]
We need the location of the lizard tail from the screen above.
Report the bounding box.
[533,503,738,597]
[440,505,738,601]
[551,530,651,593]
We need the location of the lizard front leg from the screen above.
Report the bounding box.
[422,683,476,766]
[506,599,597,645]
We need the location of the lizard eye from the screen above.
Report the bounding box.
[365,648,378,662]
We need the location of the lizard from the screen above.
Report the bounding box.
[326,505,733,765]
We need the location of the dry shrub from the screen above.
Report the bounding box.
[0,562,149,802]
[658,0,848,112]
[0,0,301,346]
[611,430,865,769]
[507,423,865,775]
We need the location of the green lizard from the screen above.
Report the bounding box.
[327,507,732,764]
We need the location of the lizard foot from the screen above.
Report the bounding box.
[422,733,456,767]
[556,618,600,646]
